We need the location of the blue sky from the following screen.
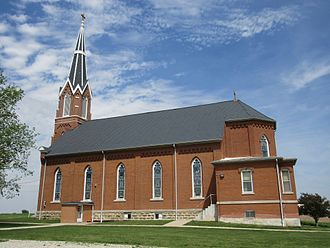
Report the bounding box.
[0,0,329,212]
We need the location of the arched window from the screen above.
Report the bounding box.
[63,94,71,116]
[83,167,92,201]
[81,96,88,119]
[192,158,203,198]
[152,161,162,199]
[260,135,270,157]
[53,169,62,202]
[117,164,125,200]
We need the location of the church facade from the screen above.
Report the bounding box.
[37,17,300,226]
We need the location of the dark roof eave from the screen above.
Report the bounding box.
[225,118,276,128]
[45,138,222,158]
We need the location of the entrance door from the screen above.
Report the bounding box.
[77,205,83,223]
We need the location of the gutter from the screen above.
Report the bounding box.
[173,144,178,220]
[100,151,105,223]
[275,158,285,227]
[39,159,47,220]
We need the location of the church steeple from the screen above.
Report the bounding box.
[68,14,88,93]
[52,15,92,144]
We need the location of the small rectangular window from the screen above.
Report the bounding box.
[281,170,292,193]
[124,212,132,220]
[245,210,256,218]
[241,170,253,193]
[154,213,163,220]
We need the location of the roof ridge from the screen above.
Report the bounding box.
[89,99,235,122]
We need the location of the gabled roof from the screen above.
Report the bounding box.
[46,100,275,157]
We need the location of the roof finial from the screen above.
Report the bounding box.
[233,90,237,101]
[81,13,85,27]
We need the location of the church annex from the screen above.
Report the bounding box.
[37,16,300,226]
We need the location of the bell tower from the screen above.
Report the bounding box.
[52,14,92,144]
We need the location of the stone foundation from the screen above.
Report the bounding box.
[219,217,301,227]
[93,209,202,221]
[35,211,61,220]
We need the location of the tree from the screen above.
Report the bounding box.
[0,71,37,198]
[298,193,330,226]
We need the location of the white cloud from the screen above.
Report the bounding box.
[283,60,330,89]
[9,14,28,23]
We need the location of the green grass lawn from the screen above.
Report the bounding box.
[0,213,59,223]
[0,225,329,247]
[186,220,330,231]
[94,219,171,225]
[0,223,39,228]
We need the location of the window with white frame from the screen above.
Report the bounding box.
[63,94,71,116]
[281,169,292,193]
[152,161,162,199]
[192,158,202,198]
[82,96,88,119]
[241,169,253,194]
[260,135,270,157]
[83,167,92,201]
[53,169,62,202]
[117,164,125,200]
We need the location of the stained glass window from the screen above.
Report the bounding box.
[153,161,162,198]
[117,164,125,199]
[192,158,202,197]
[84,167,92,200]
[53,169,61,201]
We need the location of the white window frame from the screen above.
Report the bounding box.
[152,161,163,200]
[52,168,62,202]
[260,135,270,157]
[281,169,293,193]
[191,158,203,199]
[116,164,125,200]
[83,167,92,201]
[241,169,254,194]
[82,96,88,119]
[63,94,71,117]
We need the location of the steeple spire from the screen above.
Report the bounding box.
[68,13,88,93]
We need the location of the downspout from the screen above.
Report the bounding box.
[39,159,47,220]
[173,144,178,220]
[101,151,105,223]
[275,158,284,227]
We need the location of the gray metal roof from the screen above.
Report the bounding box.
[47,100,275,156]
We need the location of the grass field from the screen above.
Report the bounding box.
[0,223,38,228]
[95,220,171,225]
[0,225,329,247]
[0,213,59,223]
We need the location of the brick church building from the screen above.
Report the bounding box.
[37,16,300,226]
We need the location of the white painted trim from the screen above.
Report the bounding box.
[83,167,92,201]
[116,164,125,200]
[190,196,205,200]
[152,160,162,199]
[191,158,203,198]
[114,199,126,202]
[74,50,86,55]
[217,200,298,205]
[38,161,47,220]
[150,198,164,201]
[241,169,254,194]
[52,168,61,202]
[281,169,293,193]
